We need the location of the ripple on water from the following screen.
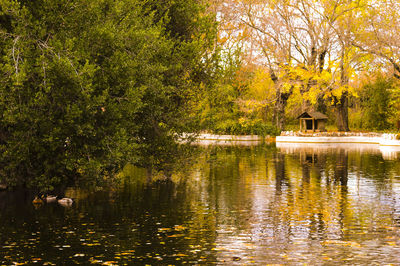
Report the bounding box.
[1,144,400,264]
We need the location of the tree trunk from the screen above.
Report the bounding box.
[146,167,153,184]
[337,45,350,132]
[273,88,292,131]
[274,98,286,131]
[335,93,349,132]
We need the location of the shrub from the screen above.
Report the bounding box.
[360,76,393,130]
[213,119,280,136]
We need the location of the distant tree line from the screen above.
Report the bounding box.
[203,0,400,132]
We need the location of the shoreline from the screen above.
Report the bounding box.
[276,133,400,146]
[190,134,273,146]
[190,132,400,147]
[194,133,272,141]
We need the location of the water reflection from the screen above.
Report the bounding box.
[1,144,400,264]
[380,146,400,160]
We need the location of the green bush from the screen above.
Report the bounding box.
[360,76,393,130]
[349,110,364,130]
[213,119,280,136]
[0,0,216,191]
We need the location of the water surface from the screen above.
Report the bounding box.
[1,143,400,265]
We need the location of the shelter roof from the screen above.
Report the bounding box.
[297,111,328,120]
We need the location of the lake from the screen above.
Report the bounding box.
[1,143,400,265]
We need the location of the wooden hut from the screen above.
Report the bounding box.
[297,111,328,132]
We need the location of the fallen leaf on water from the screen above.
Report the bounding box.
[102,261,118,266]
[167,234,184,238]
[174,225,186,231]
[84,243,101,246]
[120,252,133,255]
[158,228,171,232]
[173,253,188,257]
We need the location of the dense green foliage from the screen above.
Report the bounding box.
[360,77,392,130]
[349,76,399,131]
[198,76,280,136]
[196,51,280,136]
[0,0,216,190]
[212,119,280,136]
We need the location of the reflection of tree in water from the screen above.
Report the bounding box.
[334,149,348,187]
[300,153,325,240]
[331,149,349,240]
[274,152,291,195]
[272,151,294,242]
[272,148,351,241]
[200,146,400,263]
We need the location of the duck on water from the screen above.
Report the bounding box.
[32,195,73,207]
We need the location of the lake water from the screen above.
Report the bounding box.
[1,143,400,265]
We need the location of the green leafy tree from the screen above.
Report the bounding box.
[359,76,394,130]
[0,0,216,190]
